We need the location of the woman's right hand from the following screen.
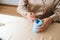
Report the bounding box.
[26,12,36,22]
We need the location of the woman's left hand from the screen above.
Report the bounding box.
[37,17,53,32]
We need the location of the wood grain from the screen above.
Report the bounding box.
[0,5,22,17]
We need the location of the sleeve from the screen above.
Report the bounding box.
[17,0,29,16]
[50,1,60,22]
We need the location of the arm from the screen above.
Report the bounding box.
[50,1,60,22]
[17,0,29,17]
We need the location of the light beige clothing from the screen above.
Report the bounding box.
[17,0,60,22]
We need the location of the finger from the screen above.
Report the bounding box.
[37,20,46,29]
[30,12,32,15]
[37,28,44,32]
[31,12,35,15]
[29,15,35,18]
[37,24,45,29]
[31,16,35,18]
[30,17,35,21]
[30,12,35,16]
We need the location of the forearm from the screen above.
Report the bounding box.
[49,1,60,22]
[17,0,29,17]
[17,6,29,17]
[50,9,60,22]
[50,13,59,22]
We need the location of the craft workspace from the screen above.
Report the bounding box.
[0,0,60,40]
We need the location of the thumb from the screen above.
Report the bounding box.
[31,12,35,15]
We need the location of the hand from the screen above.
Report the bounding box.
[26,12,36,22]
[37,17,53,32]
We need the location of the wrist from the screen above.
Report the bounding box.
[48,17,54,23]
